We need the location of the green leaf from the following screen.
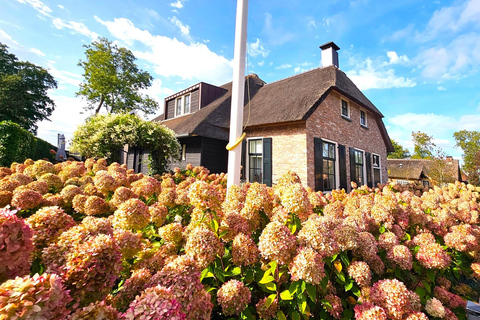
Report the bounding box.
[277,311,287,320]
[416,287,426,299]
[200,268,215,281]
[340,253,350,267]
[306,284,317,302]
[265,294,277,308]
[269,261,278,274]
[336,271,346,283]
[351,285,361,297]
[259,270,275,284]
[240,307,256,320]
[426,269,436,283]
[343,308,354,319]
[379,226,386,233]
[297,294,307,313]
[289,282,299,295]
[212,219,219,232]
[264,282,277,292]
[245,269,254,283]
[291,311,301,320]
[344,279,354,291]
[300,280,306,294]
[320,276,329,289]
[214,267,225,283]
[422,280,431,293]
[280,290,294,300]
[231,267,242,276]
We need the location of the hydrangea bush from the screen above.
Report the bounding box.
[0,158,479,319]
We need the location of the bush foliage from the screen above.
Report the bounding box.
[0,121,56,166]
[1,158,480,320]
[70,113,180,175]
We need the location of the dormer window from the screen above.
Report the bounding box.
[341,99,350,118]
[175,94,191,117]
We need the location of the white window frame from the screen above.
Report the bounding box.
[183,94,191,114]
[175,94,192,117]
[246,137,264,183]
[353,148,367,186]
[372,153,382,185]
[181,144,186,161]
[341,99,350,119]
[360,108,368,127]
[321,138,340,191]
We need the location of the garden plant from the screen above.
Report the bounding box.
[0,157,479,320]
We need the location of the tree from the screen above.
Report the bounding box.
[70,113,180,174]
[0,43,57,134]
[76,38,158,115]
[411,131,436,159]
[388,139,410,159]
[454,130,480,185]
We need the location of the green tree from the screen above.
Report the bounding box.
[77,38,158,115]
[411,131,436,159]
[388,139,411,159]
[71,113,180,174]
[454,130,480,185]
[0,43,57,134]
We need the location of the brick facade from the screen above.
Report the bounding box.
[245,90,388,191]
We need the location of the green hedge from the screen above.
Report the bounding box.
[0,121,56,166]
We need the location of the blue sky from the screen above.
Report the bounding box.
[1,0,479,160]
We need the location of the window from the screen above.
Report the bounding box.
[248,139,263,183]
[322,141,336,191]
[360,109,367,127]
[184,94,191,114]
[397,179,410,185]
[354,149,364,185]
[423,180,430,187]
[181,144,186,161]
[372,154,381,186]
[341,100,349,118]
[175,94,191,117]
[175,97,182,116]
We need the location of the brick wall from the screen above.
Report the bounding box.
[245,123,308,185]
[306,90,388,190]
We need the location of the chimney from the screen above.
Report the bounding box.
[320,41,340,68]
[446,156,453,163]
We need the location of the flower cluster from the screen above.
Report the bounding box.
[185,227,224,268]
[289,247,325,285]
[113,198,150,230]
[258,221,296,265]
[67,301,121,320]
[217,279,251,316]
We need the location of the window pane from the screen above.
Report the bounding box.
[184,95,190,113]
[323,143,328,157]
[374,169,380,186]
[341,100,348,117]
[373,155,380,167]
[256,140,263,153]
[176,98,182,115]
[329,144,335,159]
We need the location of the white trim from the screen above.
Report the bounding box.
[175,96,183,117]
[174,94,192,118]
[372,153,382,185]
[246,137,264,183]
[184,93,191,114]
[321,137,340,190]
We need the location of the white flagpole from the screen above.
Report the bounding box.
[227,0,248,189]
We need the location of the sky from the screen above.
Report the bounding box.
[1,0,479,161]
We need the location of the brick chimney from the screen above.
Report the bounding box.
[446,156,453,163]
[320,41,340,68]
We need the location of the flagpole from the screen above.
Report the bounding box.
[227,0,248,189]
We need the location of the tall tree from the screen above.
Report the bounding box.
[411,131,436,159]
[0,43,57,134]
[454,130,480,185]
[77,38,158,115]
[388,139,411,159]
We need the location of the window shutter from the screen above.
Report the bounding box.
[349,147,356,186]
[263,138,272,186]
[240,139,246,181]
[338,144,347,190]
[314,138,324,192]
[366,152,372,188]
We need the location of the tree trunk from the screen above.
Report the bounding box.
[95,95,105,114]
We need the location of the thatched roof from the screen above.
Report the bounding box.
[387,158,462,182]
[157,65,393,151]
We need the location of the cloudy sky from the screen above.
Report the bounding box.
[1,0,479,160]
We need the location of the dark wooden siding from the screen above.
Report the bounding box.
[190,89,200,113]
[166,99,175,120]
[199,82,227,109]
[168,137,203,170]
[200,137,228,174]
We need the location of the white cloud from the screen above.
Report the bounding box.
[46,62,83,87]
[57,4,64,9]
[170,0,183,9]
[247,38,269,58]
[168,16,190,37]
[384,24,414,42]
[437,86,447,91]
[30,47,45,56]
[477,102,480,112]
[16,0,52,17]
[258,60,265,66]
[346,58,416,90]
[0,29,20,46]
[262,13,295,46]
[52,18,98,40]
[37,94,90,147]
[415,0,480,42]
[275,64,292,70]
[416,33,480,79]
[96,17,233,85]
[308,20,317,28]
[386,51,409,64]
[140,78,174,115]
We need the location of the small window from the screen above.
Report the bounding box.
[341,100,349,118]
[184,94,191,114]
[182,144,186,161]
[423,180,430,187]
[176,97,182,116]
[353,149,364,185]
[372,154,381,186]
[322,141,336,191]
[360,110,367,126]
[248,139,263,183]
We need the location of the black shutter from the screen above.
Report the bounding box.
[263,138,272,186]
[338,144,347,190]
[314,138,324,192]
[241,139,247,181]
[349,147,356,186]
[366,152,372,188]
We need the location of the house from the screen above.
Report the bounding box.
[150,42,394,192]
[387,157,463,187]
